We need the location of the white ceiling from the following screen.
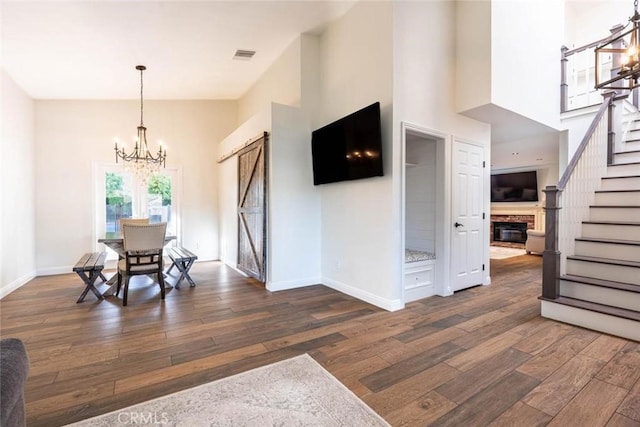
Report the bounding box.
[1,1,355,100]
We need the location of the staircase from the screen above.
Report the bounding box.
[541,101,640,342]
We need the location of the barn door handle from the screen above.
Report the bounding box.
[454,222,463,228]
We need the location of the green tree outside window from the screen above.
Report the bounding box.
[147,174,172,206]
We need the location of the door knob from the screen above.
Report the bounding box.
[454,222,463,228]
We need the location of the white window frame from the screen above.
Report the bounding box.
[92,162,183,260]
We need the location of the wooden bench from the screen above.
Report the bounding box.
[73,252,108,303]
[166,247,198,289]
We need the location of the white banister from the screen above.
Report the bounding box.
[542,92,615,300]
[558,114,609,274]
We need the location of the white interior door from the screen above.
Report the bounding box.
[451,140,484,291]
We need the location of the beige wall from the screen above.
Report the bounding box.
[1,70,36,297]
[34,100,237,272]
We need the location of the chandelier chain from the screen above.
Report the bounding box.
[140,67,144,127]
[636,0,638,14]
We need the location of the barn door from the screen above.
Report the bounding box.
[237,133,268,282]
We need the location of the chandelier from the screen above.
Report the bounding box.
[595,0,640,90]
[114,65,167,182]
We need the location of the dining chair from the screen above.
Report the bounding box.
[118,218,150,231]
[117,222,167,306]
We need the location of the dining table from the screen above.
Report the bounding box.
[98,232,177,295]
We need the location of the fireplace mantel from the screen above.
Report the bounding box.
[490,204,545,231]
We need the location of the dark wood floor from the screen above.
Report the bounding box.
[1,255,639,426]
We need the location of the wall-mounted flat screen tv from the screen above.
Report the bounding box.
[311,102,383,185]
[491,170,539,202]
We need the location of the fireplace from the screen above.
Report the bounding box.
[493,222,528,243]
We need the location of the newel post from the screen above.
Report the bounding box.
[604,91,617,165]
[542,185,561,299]
[560,46,569,113]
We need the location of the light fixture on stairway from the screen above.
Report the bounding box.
[595,0,640,90]
[114,65,167,182]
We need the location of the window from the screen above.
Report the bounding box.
[94,163,181,259]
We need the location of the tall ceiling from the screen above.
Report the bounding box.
[1,1,355,100]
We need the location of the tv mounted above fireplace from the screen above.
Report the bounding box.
[491,171,539,202]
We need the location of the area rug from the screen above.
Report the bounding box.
[489,246,528,259]
[65,354,389,427]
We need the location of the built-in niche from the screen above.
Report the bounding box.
[404,134,438,302]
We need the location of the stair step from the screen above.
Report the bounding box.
[567,254,640,267]
[566,255,640,285]
[561,274,640,292]
[541,296,640,321]
[574,238,640,262]
[621,139,640,147]
[540,297,640,341]
[614,150,640,164]
[582,221,640,240]
[606,162,640,177]
[593,190,640,205]
[560,275,640,311]
[588,206,640,222]
[600,175,640,191]
[575,236,640,245]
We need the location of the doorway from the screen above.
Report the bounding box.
[401,123,448,302]
[451,139,486,292]
[401,124,488,303]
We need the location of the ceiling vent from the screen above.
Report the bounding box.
[233,49,256,60]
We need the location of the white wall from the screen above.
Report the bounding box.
[318,1,398,309]
[456,0,562,131]
[217,103,321,290]
[238,37,302,125]
[218,108,272,269]
[1,70,36,297]
[405,139,436,253]
[300,34,322,128]
[491,0,563,130]
[394,1,492,294]
[34,100,237,273]
[560,104,603,173]
[269,104,321,289]
[564,0,629,47]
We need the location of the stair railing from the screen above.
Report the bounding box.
[542,92,616,300]
[621,98,640,144]
[560,24,640,112]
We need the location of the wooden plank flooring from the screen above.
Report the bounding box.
[1,255,639,426]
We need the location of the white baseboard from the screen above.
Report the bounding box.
[0,271,36,299]
[321,277,404,312]
[37,266,74,276]
[541,300,640,342]
[267,276,322,292]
